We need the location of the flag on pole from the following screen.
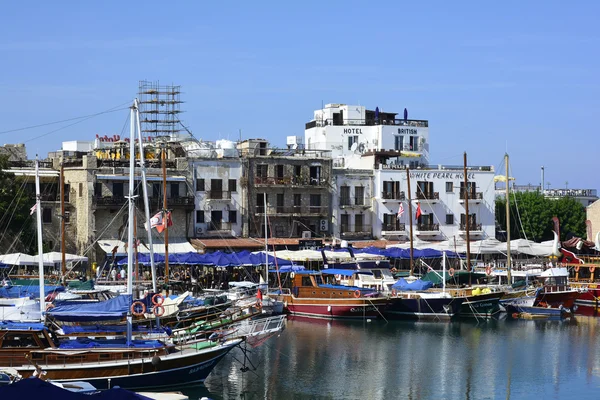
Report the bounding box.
[157,211,173,233]
[30,204,37,215]
[397,203,405,219]
[415,203,422,220]
[145,211,163,232]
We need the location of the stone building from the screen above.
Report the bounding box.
[240,139,333,240]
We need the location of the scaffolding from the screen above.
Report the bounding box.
[138,80,184,136]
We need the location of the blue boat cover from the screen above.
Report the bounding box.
[392,278,434,291]
[58,337,165,350]
[60,325,167,335]
[116,250,293,267]
[48,295,132,321]
[321,269,373,276]
[0,285,65,299]
[0,321,46,331]
[268,265,306,273]
[0,377,152,399]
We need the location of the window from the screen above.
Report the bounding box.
[257,165,268,178]
[460,182,476,199]
[355,214,364,232]
[42,208,52,224]
[340,214,349,232]
[257,193,267,213]
[229,210,237,224]
[78,183,83,197]
[446,214,454,225]
[277,193,284,212]
[309,166,321,185]
[64,211,71,224]
[293,193,301,211]
[355,186,364,206]
[310,194,321,207]
[276,165,284,178]
[294,165,302,177]
[340,186,350,206]
[347,135,358,150]
[446,182,453,193]
[113,182,124,197]
[394,135,404,151]
[229,179,237,193]
[416,181,434,198]
[196,179,205,192]
[95,183,102,197]
[171,183,180,198]
[196,211,205,223]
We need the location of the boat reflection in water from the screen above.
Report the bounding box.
[200,317,600,399]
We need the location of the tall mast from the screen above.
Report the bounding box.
[126,103,136,345]
[60,162,66,282]
[405,166,414,275]
[442,251,446,294]
[134,100,157,293]
[162,144,169,288]
[463,152,471,286]
[35,157,45,317]
[506,153,512,283]
[264,194,268,284]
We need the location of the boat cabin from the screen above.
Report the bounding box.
[287,271,377,299]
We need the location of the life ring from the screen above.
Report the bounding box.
[48,275,58,284]
[153,305,165,317]
[590,266,596,274]
[353,290,361,298]
[575,265,580,272]
[131,301,146,316]
[157,276,165,284]
[391,267,398,273]
[152,294,165,306]
[485,266,492,276]
[391,289,397,296]
[67,271,77,280]
[173,272,181,280]
[256,301,263,310]
[449,268,455,277]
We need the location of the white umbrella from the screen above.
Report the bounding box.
[39,252,88,263]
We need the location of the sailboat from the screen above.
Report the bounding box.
[0,100,242,390]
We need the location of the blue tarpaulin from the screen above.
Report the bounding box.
[268,265,306,273]
[392,278,434,291]
[48,295,132,321]
[321,269,373,276]
[116,250,293,267]
[0,285,65,299]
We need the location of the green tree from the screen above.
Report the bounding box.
[495,191,585,242]
[0,155,35,253]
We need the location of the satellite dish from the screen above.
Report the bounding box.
[358,143,366,153]
[350,143,358,152]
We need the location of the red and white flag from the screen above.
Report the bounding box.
[145,211,163,232]
[397,203,405,219]
[157,211,173,233]
[30,204,37,215]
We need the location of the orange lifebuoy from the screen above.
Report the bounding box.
[153,305,165,317]
[152,294,165,306]
[256,301,263,310]
[173,272,181,280]
[354,290,361,298]
[449,268,455,277]
[590,266,596,274]
[391,289,397,297]
[575,265,580,272]
[131,301,146,316]
[485,266,492,276]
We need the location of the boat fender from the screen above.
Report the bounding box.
[290,272,295,279]
[391,289,397,296]
[151,355,161,366]
[575,265,580,272]
[485,266,492,276]
[131,301,146,316]
[354,290,361,298]
[449,268,455,277]
[590,266,596,274]
[152,293,165,306]
[153,305,165,317]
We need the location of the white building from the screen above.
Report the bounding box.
[307,104,496,243]
[305,103,430,168]
[188,140,244,238]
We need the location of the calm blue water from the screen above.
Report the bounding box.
[181,316,600,400]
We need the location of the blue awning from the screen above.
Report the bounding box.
[48,295,132,322]
[321,269,373,276]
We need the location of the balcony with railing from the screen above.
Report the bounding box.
[305,118,429,130]
[149,196,195,209]
[381,222,406,236]
[459,191,483,203]
[255,175,328,187]
[206,191,231,201]
[340,225,372,239]
[207,221,232,231]
[381,191,405,201]
[416,223,440,234]
[95,195,125,208]
[339,197,370,208]
[415,192,439,202]
[255,205,328,216]
[458,223,484,236]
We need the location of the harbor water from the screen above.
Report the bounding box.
[183,316,600,399]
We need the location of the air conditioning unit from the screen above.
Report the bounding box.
[196,227,203,235]
[320,219,329,232]
[302,231,312,239]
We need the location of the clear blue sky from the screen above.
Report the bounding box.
[1,1,598,190]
